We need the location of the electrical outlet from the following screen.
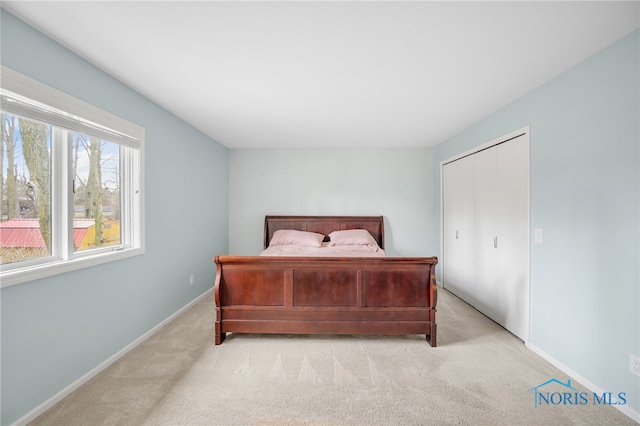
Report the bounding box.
[534,228,543,243]
[630,353,640,377]
[189,274,195,286]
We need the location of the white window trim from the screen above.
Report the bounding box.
[0,66,145,287]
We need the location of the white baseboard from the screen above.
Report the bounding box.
[12,289,213,426]
[527,342,640,424]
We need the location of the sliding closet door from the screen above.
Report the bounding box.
[495,135,530,340]
[442,155,476,303]
[442,128,530,342]
[473,147,500,321]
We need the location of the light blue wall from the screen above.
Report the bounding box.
[433,30,640,416]
[0,10,229,425]
[229,148,435,256]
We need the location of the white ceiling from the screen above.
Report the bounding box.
[3,1,639,149]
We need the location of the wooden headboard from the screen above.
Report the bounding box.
[264,215,385,250]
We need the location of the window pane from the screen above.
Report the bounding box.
[0,114,52,264]
[72,134,121,252]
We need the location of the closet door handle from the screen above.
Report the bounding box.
[456,230,459,240]
[494,236,498,248]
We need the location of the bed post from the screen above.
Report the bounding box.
[428,258,438,347]
[213,256,225,345]
[427,323,437,347]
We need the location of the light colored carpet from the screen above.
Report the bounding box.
[30,289,635,425]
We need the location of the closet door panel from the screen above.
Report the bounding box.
[473,147,501,321]
[442,155,475,304]
[496,136,530,340]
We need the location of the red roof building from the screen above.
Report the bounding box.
[0,218,91,248]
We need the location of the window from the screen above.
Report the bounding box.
[1,66,144,287]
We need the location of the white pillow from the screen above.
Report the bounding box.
[269,229,325,247]
[328,229,379,249]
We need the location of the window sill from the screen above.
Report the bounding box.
[0,247,145,288]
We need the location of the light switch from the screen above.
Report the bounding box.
[534,228,543,243]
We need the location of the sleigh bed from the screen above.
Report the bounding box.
[214,215,438,346]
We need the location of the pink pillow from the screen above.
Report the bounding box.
[328,229,379,249]
[269,229,325,247]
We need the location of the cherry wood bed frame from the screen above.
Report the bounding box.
[214,216,438,346]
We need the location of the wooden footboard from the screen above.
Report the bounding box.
[214,256,438,346]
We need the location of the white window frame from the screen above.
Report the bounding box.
[1,66,145,287]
